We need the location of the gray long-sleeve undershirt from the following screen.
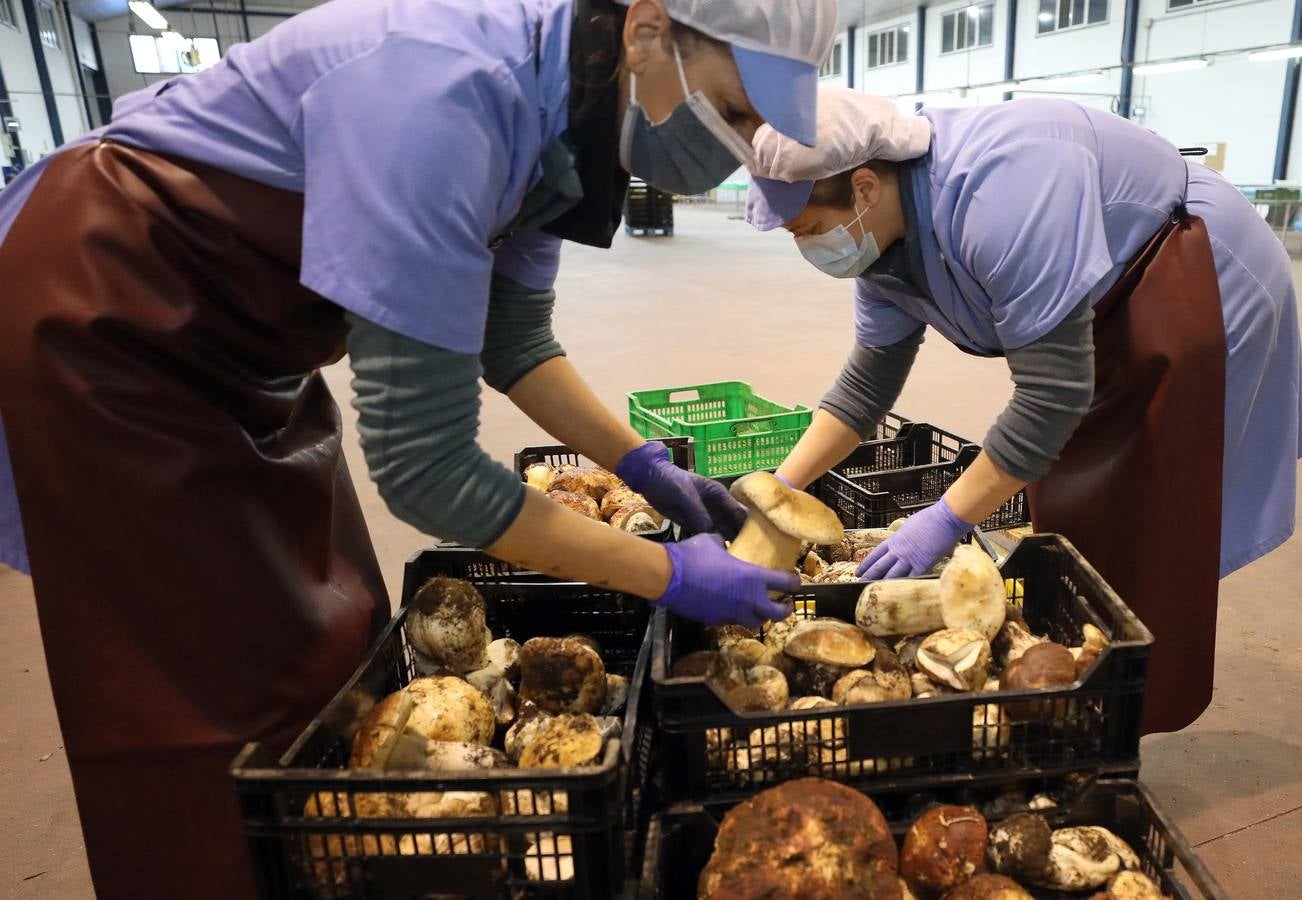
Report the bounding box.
[344,274,566,547]
[821,298,1095,482]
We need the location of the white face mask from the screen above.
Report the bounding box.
[795,202,881,279]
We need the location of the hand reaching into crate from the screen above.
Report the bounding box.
[858,497,975,580]
[657,534,799,627]
[617,441,748,538]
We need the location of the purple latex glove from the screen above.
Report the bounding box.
[657,534,799,627]
[616,442,748,539]
[857,497,974,580]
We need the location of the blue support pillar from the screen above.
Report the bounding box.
[1003,0,1017,101]
[915,5,927,94]
[1273,0,1302,180]
[19,0,62,146]
[1118,0,1140,118]
[847,25,856,89]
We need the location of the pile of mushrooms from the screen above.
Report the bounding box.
[524,461,666,535]
[698,778,1171,899]
[673,533,1110,777]
[304,577,627,885]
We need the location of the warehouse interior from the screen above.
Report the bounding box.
[3,0,1302,898]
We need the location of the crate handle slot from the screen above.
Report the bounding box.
[732,420,775,437]
[668,389,701,404]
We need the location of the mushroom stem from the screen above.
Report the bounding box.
[729,513,803,595]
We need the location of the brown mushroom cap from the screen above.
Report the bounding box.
[941,873,1033,899]
[546,489,603,520]
[518,637,607,714]
[730,472,846,545]
[784,620,875,668]
[407,578,491,674]
[699,778,900,900]
[987,813,1053,883]
[901,805,989,897]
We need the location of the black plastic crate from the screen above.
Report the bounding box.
[650,534,1152,806]
[512,437,694,546]
[233,551,656,900]
[623,179,673,236]
[830,421,969,478]
[641,779,1227,900]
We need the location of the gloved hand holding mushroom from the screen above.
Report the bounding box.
[856,497,976,580]
[615,441,750,538]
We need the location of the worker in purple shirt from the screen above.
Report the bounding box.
[0,0,836,895]
[748,88,1301,736]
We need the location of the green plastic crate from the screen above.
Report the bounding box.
[628,381,812,478]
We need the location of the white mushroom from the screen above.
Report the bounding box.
[939,545,1007,640]
[728,472,845,588]
[856,579,944,636]
[916,629,992,691]
[724,665,790,712]
[1030,826,1141,891]
[406,578,492,675]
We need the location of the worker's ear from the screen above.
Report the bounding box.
[624,0,673,76]
[849,167,884,211]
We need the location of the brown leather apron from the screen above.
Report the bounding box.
[1028,206,1225,736]
[0,141,389,899]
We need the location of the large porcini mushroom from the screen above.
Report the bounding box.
[1096,870,1166,899]
[1072,623,1110,679]
[671,650,746,694]
[724,665,790,712]
[857,580,945,636]
[600,486,644,520]
[728,472,845,585]
[698,778,900,899]
[999,642,1077,718]
[518,636,607,714]
[1030,826,1141,892]
[939,546,1007,640]
[783,619,875,668]
[941,874,1033,899]
[992,620,1045,667]
[546,489,603,520]
[407,578,492,675]
[519,713,604,768]
[917,629,992,691]
[900,805,989,897]
[987,813,1053,882]
[609,504,666,534]
[550,467,619,501]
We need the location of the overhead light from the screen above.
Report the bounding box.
[1038,11,1054,21]
[1019,69,1106,88]
[128,1,169,31]
[1250,44,1302,62]
[966,4,982,17]
[1133,58,1210,75]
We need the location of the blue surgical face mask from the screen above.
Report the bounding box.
[795,201,881,279]
[619,40,754,196]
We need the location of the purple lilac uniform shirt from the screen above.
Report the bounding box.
[851,99,1300,576]
[0,0,575,572]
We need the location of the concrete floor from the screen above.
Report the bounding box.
[1,204,1299,897]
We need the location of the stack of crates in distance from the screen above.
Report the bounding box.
[623,178,674,236]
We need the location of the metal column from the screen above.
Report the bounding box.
[1118,0,1140,118]
[1003,0,1017,101]
[1272,0,1302,180]
[915,5,927,94]
[19,0,63,145]
[87,22,113,125]
[61,2,95,131]
[846,25,856,89]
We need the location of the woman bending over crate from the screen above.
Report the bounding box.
[748,87,1300,735]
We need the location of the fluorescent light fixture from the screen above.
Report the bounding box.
[129,1,169,31]
[1038,11,1053,21]
[966,4,982,17]
[1133,58,1210,75]
[1019,70,1106,88]
[1250,45,1302,62]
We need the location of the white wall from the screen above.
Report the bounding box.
[925,0,1009,91]
[859,15,920,97]
[42,4,90,142]
[1132,0,1291,184]
[97,9,288,101]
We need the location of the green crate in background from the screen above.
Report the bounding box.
[628,381,812,478]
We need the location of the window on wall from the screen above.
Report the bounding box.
[130,33,223,74]
[1038,0,1107,33]
[0,0,17,30]
[36,0,60,50]
[867,25,910,69]
[1166,0,1224,7]
[941,3,994,53]
[819,40,843,78]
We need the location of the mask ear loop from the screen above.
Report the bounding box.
[671,40,692,100]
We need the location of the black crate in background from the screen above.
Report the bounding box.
[512,437,694,546]
[650,534,1152,807]
[623,179,674,236]
[641,780,1227,900]
[233,549,656,900]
